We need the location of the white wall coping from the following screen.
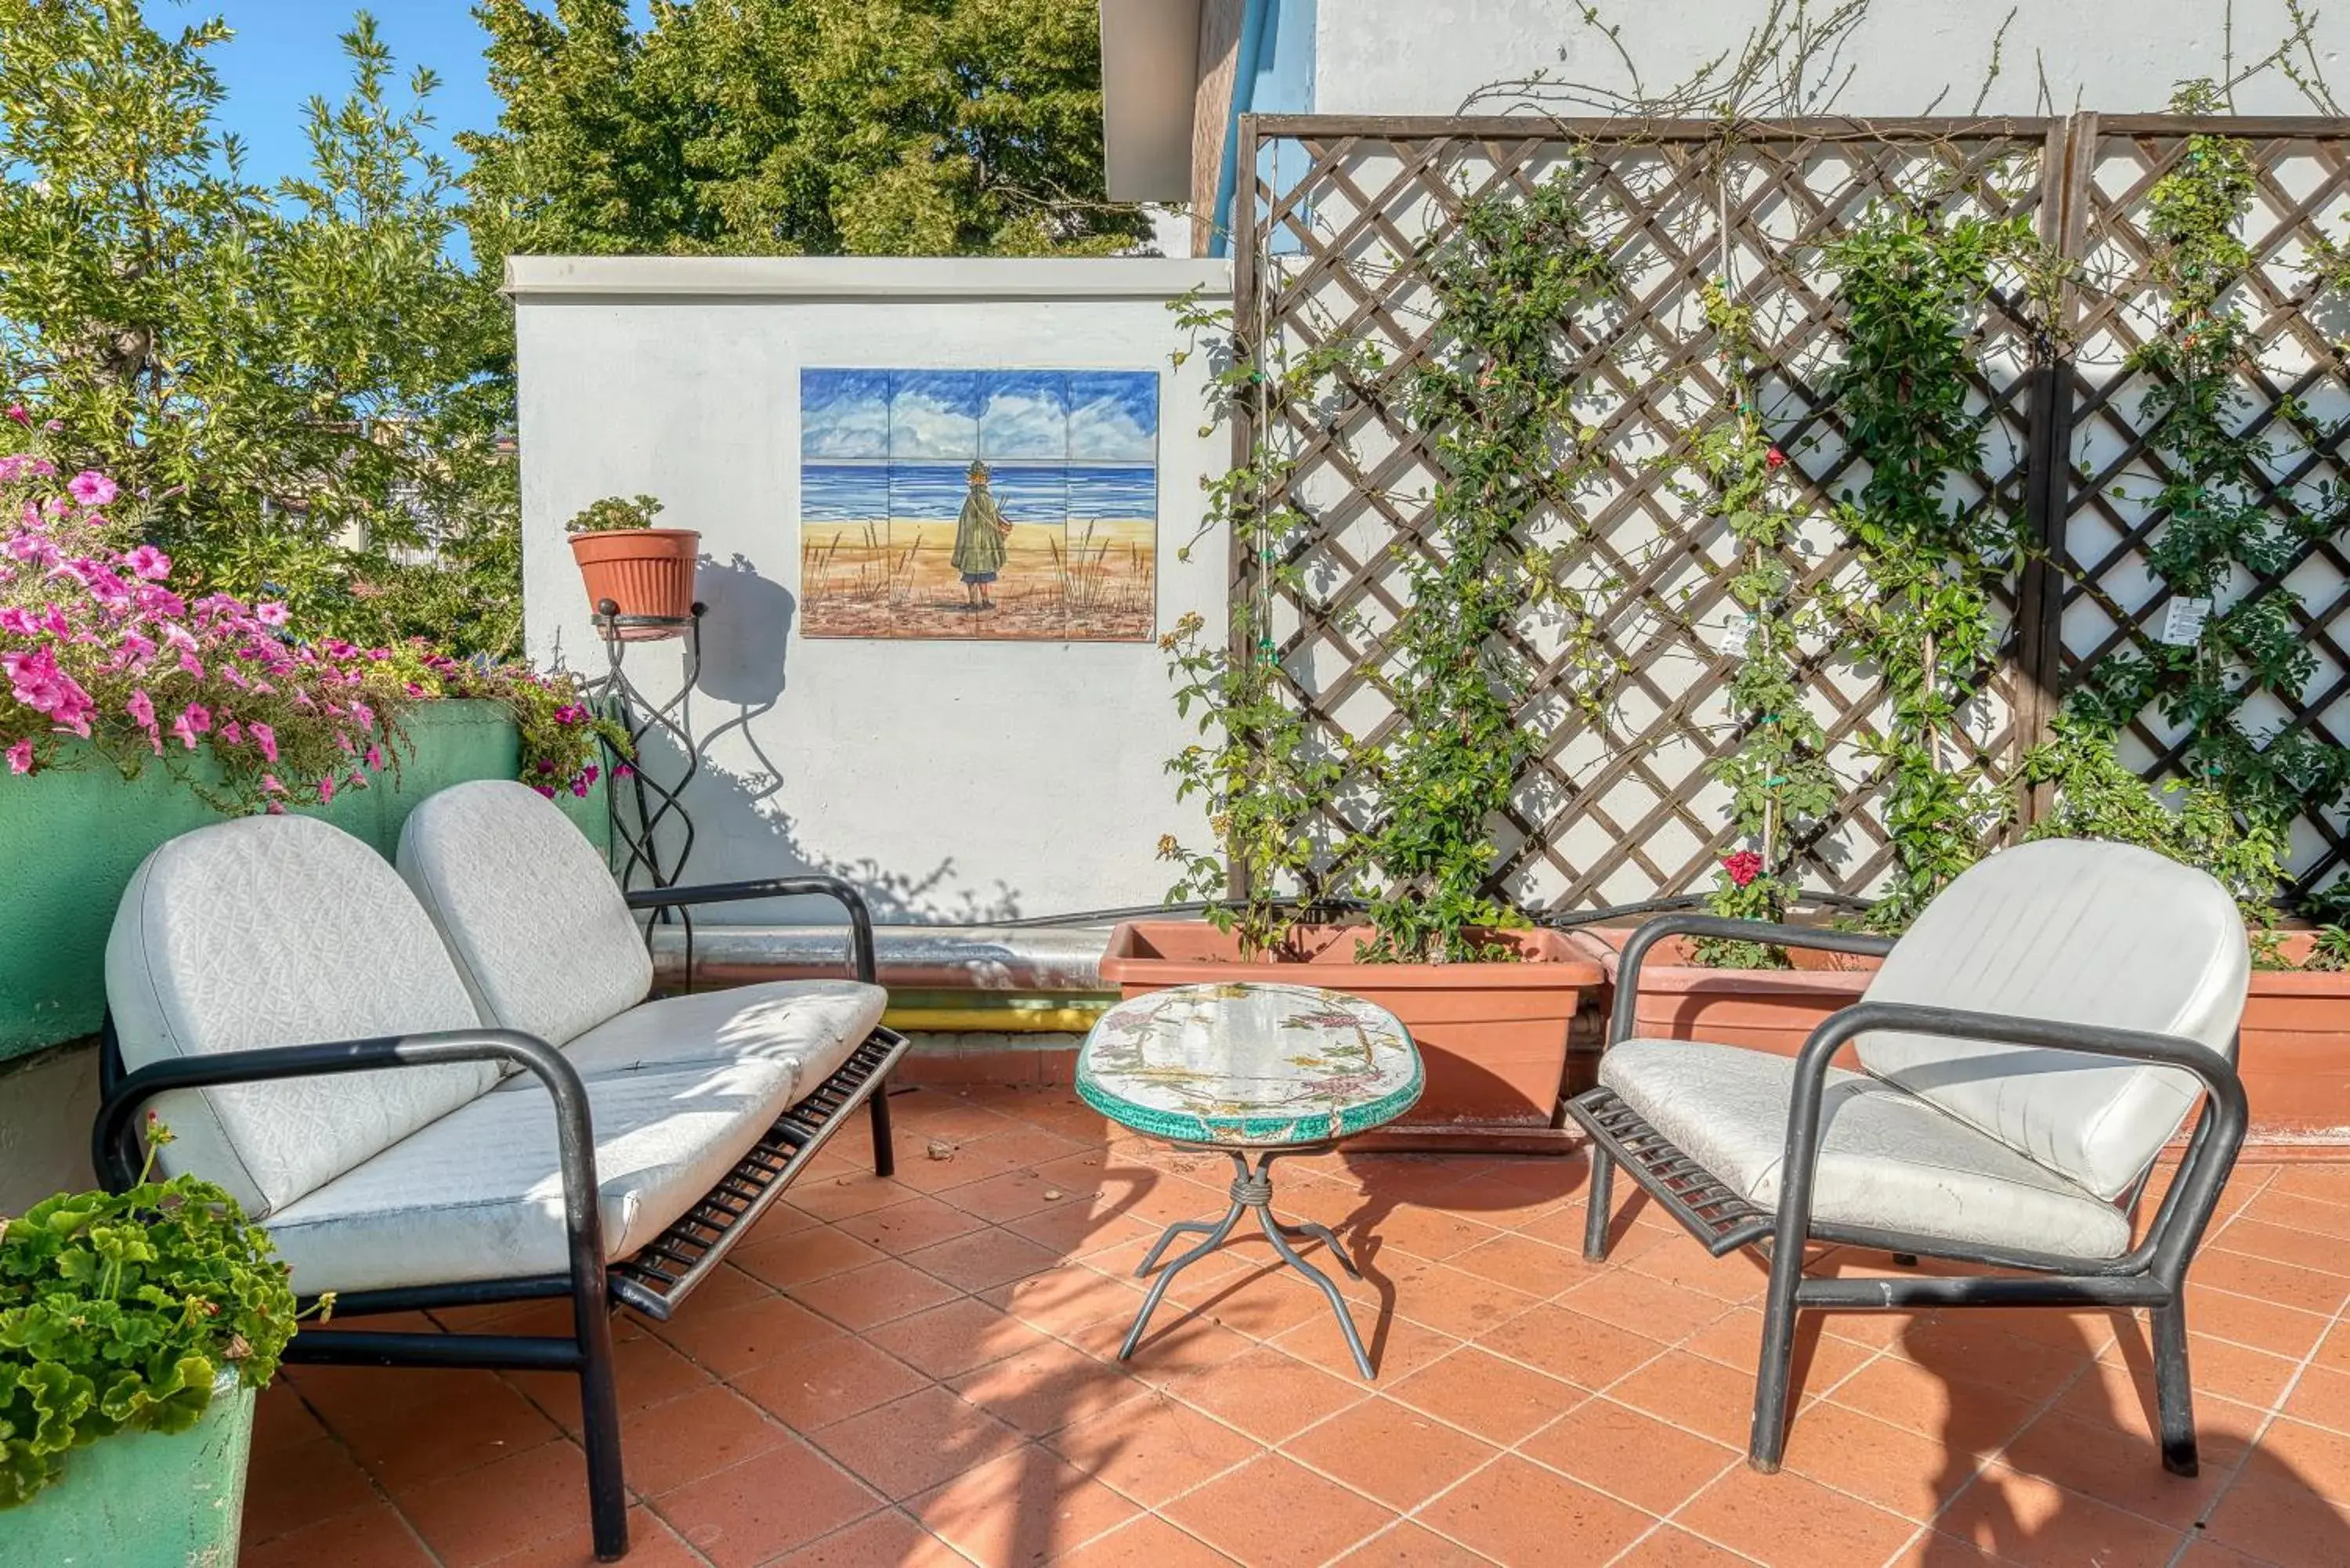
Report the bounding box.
[504,255,1231,302]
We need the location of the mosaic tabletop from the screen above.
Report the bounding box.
[1076,982,1424,1147]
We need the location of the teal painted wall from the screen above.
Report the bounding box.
[0,700,608,1060]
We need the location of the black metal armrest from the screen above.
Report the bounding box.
[1609,912,1898,1046]
[625,876,875,984]
[92,1028,593,1208]
[1776,999,2248,1273]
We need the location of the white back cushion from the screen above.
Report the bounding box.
[1858,839,2248,1201]
[105,814,494,1218]
[396,779,652,1047]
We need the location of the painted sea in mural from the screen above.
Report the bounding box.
[799,369,1159,641]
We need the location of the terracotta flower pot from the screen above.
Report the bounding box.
[1571,923,2350,1158]
[568,529,700,639]
[1097,921,1605,1152]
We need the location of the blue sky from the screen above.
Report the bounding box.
[145,1,652,186]
[802,371,1160,465]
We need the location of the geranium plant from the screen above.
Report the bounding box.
[385,643,631,800]
[0,1125,307,1509]
[563,495,665,535]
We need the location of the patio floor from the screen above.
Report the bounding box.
[239,1082,2350,1568]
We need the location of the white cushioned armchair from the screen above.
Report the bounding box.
[96,783,906,1563]
[1568,839,2251,1479]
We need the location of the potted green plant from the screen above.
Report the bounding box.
[0,1128,306,1563]
[565,493,698,636]
[1105,177,1614,1151]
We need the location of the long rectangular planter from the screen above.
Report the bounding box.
[0,700,607,1060]
[1566,923,2350,1158]
[1097,920,1606,1153]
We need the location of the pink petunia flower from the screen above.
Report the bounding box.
[255,602,290,627]
[3,403,27,425]
[66,471,118,509]
[121,544,171,581]
[5,739,31,773]
[248,721,277,763]
[126,688,154,729]
[317,776,335,805]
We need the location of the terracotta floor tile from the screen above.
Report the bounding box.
[1389,1345,1590,1445]
[730,1334,931,1431]
[327,1370,562,1493]
[1044,1390,1260,1506]
[649,1292,844,1379]
[1886,1317,2099,1406]
[505,1328,714,1434]
[810,1383,1028,1498]
[949,1337,1148,1437]
[2100,1326,2303,1412]
[394,1439,599,1567]
[1931,1462,2187,1567]
[251,1382,327,1456]
[831,1193,993,1253]
[908,1443,1144,1568]
[909,1226,1079,1292]
[478,1508,705,1567]
[1170,1342,1368,1441]
[2199,1248,2350,1317]
[1045,1512,1239,1566]
[1066,1306,1260,1384]
[1447,1229,1582,1291]
[243,1502,437,1568]
[2051,1357,2265,1458]
[2186,1282,2335,1359]
[866,1296,1056,1379]
[1477,1302,1672,1390]
[1003,1202,1160,1259]
[2210,1216,2350,1278]
[616,1382,788,1496]
[2243,1187,2350,1242]
[1675,1465,1917,1568]
[1623,1235,1773,1303]
[2252,1416,2350,1503]
[652,1438,884,1568]
[944,1166,1089,1224]
[1558,1266,1740,1345]
[1678,1309,1878,1400]
[1520,1396,1740,1516]
[1775,1396,1989,1521]
[2171,1536,2311,1568]
[1383,1257,1549,1341]
[1606,1352,1768,1451]
[1284,1394,1500,1510]
[1353,1201,1507,1263]
[1612,1524,1762,1566]
[1160,1452,1396,1568]
[758,1508,974,1568]
[1827,1355,2044,1458]
[790,1256,966,1331]
[2201,1470,2350,1568]
[1162,1259,1356,1342]
[2283,1362,2350,1436]
[985,1262,1148,1336]
[788,1172,926,1222]
[1271,1305,1462,1383]
[1325,1519,1497,1566]
[1416,1454,1654,1566]
[241,1433,385,1544]
[890,1137,1031,1194]
[1997,1406,2231,1529]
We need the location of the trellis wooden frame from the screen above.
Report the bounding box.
[1227,111,2350,911]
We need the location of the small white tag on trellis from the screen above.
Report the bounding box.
[2159,597,2213,647]
[1719,615,1755,656]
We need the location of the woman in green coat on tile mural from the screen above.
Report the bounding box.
[952,459,1014,610]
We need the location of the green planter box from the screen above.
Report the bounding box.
[0,700,607,1061]
[1,1371,254,1567]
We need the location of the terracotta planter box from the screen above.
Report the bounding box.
[568,528,700,637]
[1097,921,1605,1152]
[1569,923,2350,1158]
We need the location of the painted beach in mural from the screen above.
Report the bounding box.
[799,369,1159,640]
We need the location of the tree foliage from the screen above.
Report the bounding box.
[460,0,1145,266]
[0,1,518,654]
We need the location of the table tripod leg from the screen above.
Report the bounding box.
[1273,1218,1361,1279]
[1256,1205,1375,1378]
[1135,1219,1224,1277]
[1119,1201,1244,1362]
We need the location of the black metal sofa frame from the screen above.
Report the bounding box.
[93,876,906,1563]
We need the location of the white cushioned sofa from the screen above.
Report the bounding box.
[96,781,906,1563]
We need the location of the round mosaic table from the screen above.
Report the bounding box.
[1076,981,1424,1379]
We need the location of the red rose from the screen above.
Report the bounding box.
[1764,447,1786,469]
[1723,851,1765,888]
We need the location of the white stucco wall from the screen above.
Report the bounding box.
[512,257,1230,923]
[1315,0,2348,118]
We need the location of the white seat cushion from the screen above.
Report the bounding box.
[396,779,653,1048]
[106,815,493,1219]
[1600,1040,2134,1260]
[497,979,884,1100]
[262,1059,803,1295]
[1859,839,2247,1201]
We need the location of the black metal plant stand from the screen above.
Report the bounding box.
[589,598,703,898]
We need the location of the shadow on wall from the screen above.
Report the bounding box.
[624,551,1026,923]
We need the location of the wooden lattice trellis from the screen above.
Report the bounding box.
[1229,112,2350,911]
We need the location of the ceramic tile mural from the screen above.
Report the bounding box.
[799,368,1159,641]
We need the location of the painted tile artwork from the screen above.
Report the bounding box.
[799,369,1159,640]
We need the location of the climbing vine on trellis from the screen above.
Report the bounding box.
[1361,168,1620,963]
[1687,280,1837,966]
[1824,204,2030,928]
[2069,91,2350,854]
